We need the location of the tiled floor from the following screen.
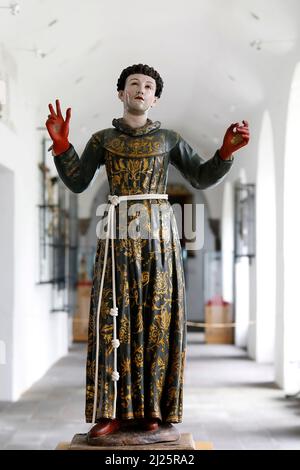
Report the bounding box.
[1,332,300,450]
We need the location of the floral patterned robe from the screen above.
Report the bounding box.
[54,117,234,423]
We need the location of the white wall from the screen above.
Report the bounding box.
[0,46,68,401]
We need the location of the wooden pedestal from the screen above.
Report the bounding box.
[56,433,212,450]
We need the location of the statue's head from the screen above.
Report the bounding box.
[117,64,163,98]
[117,64,163,114]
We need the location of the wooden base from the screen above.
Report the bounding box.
[56,433,213,450]
[86,422,180,446]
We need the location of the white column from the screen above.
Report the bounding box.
[221,182,234,304]
[0,165,14,400]
[255,111,276,363]
[283,63,300,393]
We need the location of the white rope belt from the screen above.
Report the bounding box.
[92,193,168,423]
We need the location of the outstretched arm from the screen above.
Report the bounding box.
[169,121,250,190]
[169,136,234,190]
[45,99,105,193]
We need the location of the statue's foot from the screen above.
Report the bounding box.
[88,418,121,438]
[141,418,160,431]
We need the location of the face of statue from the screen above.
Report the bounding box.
[118,73,158,115]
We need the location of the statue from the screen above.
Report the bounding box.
[45,64,250,445]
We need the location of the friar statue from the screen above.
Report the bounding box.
[45,64,249,441]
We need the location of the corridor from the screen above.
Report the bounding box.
[0,332,299,450]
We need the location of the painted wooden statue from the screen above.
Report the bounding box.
[45,64,250,441]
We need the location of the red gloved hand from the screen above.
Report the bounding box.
[219,120,250,160]
[45,99,71,155]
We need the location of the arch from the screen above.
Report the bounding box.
[283,62,300,392]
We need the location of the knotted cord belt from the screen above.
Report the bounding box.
[92,193,168,423]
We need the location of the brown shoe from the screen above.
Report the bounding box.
[88,418,121,438]
[141,418,160,431]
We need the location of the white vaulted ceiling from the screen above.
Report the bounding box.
[0,0,299,153]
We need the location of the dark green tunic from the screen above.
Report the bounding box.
[54,117,234,423]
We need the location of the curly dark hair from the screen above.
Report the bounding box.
[117,64,163,98]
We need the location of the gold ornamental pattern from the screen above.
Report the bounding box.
[103,134,166,158]
[84,147,186,423]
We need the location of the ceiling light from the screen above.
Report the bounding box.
[15,46,54,58]
[0,2,20,15]
[250,39,262,51]
[35,48,47,59]
[48,19,58,27]
[250,38,295,51]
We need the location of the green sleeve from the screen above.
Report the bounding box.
[53,132,106,193]
[169,132,234,190]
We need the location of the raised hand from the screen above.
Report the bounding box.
[219,120,250,160]
[45,99,71,155]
